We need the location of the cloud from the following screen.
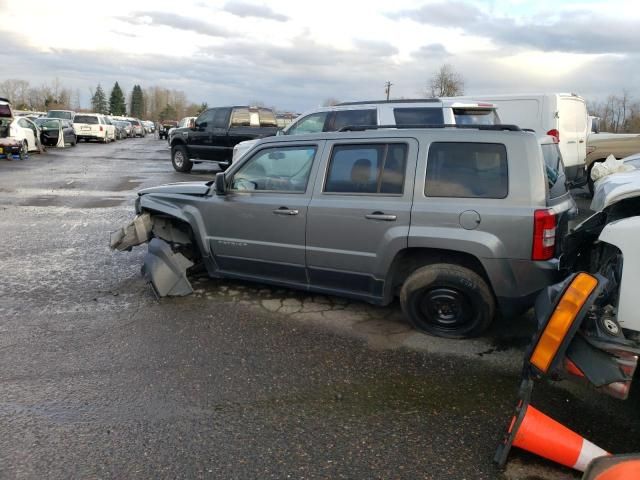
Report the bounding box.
[0,19,638,114]
[119,11,230,37]
[352,39,398,57]
[413,43,450,59]
[390,2,640,55]
[389,1,482,27]
[222,2,288,22]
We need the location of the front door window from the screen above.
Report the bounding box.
[231,146,317,193]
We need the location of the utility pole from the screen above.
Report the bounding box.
[384,81,393,100]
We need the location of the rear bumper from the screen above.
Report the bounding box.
[484,257,562,318]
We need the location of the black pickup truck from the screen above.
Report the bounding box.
[169,106,278,172]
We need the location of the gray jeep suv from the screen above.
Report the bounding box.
[111,125,576,338]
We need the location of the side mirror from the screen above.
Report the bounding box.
[215,172,227,195]
[189,119,196,129]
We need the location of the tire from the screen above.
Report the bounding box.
[172,145,193,173]
[19,141,28,160]
[400,263,495,339]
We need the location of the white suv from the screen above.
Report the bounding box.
[232,98,500,162]
[73,113,115,143]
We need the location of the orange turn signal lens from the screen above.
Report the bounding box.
[530,273,599,373]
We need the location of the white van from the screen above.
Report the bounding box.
[449,94,589,185]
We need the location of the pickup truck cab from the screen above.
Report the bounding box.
[170,106,278,173]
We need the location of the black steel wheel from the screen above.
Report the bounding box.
[400,263,494,338]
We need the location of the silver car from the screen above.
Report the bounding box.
[111,125,576,338]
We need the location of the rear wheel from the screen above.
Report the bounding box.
[400,263,494,339]
[172,145,193,173]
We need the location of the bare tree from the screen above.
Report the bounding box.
[589,91,639,133]
[428,64,464,97]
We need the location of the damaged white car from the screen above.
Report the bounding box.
[516,166,640,400]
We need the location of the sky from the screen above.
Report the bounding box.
[0,0,638,112]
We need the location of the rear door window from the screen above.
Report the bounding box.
[74,115,99,124]
[394,108,444,126]
[230,108,250,127]
[212,108,230,129]
[258,109,277,127]
[328,109,377,132]
[453,109,498,125]
[426,142,508,198]
[324,143,408,194]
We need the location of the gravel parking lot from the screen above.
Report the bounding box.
[1,138,638,479]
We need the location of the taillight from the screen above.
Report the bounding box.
[546,129,559,142]
[532,209,556,261]
[100,126,103,132]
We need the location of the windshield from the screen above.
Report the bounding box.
[541,143,567,199]
[453,108,498,125]
[37,119,61,129]
[47,111,73,120]
[74,115,99,125]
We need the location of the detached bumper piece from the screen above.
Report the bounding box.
[110,213,152,251]
[142,238,193,297]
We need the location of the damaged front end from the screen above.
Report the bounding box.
[110,211,200,297]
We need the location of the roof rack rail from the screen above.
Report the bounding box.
[336,99,441,106]
[338,124,522,132]
[0,97,10,103]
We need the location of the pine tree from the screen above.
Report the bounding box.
[109,82,126,116]
[130,85,145,118]
[91,84,108,114]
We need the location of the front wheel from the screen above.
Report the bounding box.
[172,145,193,173]
[19,141,28,160]
[400,263,494,339]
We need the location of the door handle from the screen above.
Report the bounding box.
[365,212,397,221]
[273,207,299,216]
[579,139,585,143]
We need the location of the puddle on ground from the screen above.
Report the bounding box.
[20,196,125,208]
[53,177,143,192]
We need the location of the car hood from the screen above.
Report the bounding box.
[591,168,640,212]
[138,181,213,196]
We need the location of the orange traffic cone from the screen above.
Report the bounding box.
[496,400,610,472]
[582,454,640,480]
